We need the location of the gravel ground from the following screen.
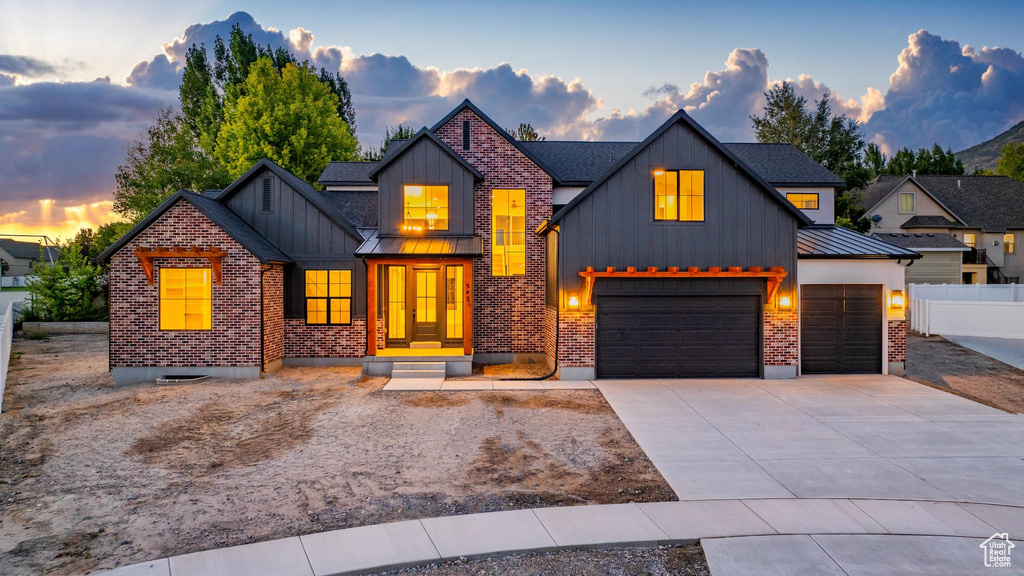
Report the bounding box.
[374,545,710,576]
[906,332,1024,413]
[0,335,673,576]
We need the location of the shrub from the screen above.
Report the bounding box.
[26,240,108,322]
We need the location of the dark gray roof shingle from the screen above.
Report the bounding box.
[797,225,920,259]
[97,190,292,264]
[859,175,1024,232]
[317,190,378,228]
[872,232,969,250]
[723,143,845,186]
[318,161,379,185]
[0,238,59,261]
[519,141,639,185]
[354,229,482,257]
[900,215,961,228]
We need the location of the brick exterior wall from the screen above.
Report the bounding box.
[262,265,284,369]
[283,318,366,358]
[435,110,553,354]
[764,309,799,367]
[557,309,595,368]
[109,201,262,368]
[888,319,907,363]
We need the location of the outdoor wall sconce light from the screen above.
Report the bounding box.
[890,289,905,310]
[779,294,793,310]
[567,295,580,310]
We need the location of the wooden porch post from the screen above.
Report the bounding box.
[367,261,377,356]
[463,260,473,356]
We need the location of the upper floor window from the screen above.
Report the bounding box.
[786,193,819,210]
[492,189,526,276]
[899,192,915,213]
[159,268,212,330]
[963,233,976,248]
[654,170,704,222]
[1005,233,1015,254]
[403,185,449,231]
[305,270,352,325]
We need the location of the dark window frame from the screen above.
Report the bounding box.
[304,269,353,326]
[158,266,213,332]
[401,183,451,232]
[652,168,706,224]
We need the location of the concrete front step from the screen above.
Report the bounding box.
[392,362,446,379]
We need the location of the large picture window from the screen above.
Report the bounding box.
[305,270,352,325]
[403,185,449,231]
[492,188,526,276]
[159,268,212,330]
[654,170,704,222]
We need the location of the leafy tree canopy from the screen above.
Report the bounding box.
[751,81,871,231]
[506,123,545,141]
[996,142,1024,183]
[26,236,107,322]
[68,221,134,265]
[868,142,964,176]
[214,57,359,182]
[360,123,417,161]
[114,108,231,222]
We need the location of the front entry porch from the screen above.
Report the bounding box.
[366,258,474,358]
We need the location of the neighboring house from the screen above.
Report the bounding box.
[871,233,971,285]
[859,174,1024,284]
[0,238,59,279]
[100,99,917,384]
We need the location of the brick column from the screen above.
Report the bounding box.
[764,309,798,378]
[888,319,907,375]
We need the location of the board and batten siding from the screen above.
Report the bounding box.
[376,137,477,237]
[905,251,963,285]
[223,167,367,318]
[556,121,800,300]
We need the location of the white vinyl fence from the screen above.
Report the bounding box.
[910,283,1024,339]
[1,303,12,413]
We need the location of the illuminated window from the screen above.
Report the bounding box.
[492,189,526,276]
[963,233,976,248]
[403,185,449,230]
[305,270,351,324]
[159,268,212,330]
[654,170,704,222]
[446,265,463,339]
[899,192,915,213]
[786,193,819,210]
[387,266,406,339]
[1005,233,1015,254]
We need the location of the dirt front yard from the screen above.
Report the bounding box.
[906,332,1024,414]
[0,335,673,576]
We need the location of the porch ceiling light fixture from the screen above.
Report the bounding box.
[889,289,905,310]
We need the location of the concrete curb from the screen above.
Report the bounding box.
[96,498,1024,576]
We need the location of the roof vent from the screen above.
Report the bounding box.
[912,169,917,178]
[957,179,962,189]
[927,233,935,237]
[889,233,897,237]
[914,234,923,237]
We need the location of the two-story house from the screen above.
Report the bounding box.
[859,174,1024,284]
[100,99,918,384]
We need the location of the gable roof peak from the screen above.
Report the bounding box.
[366,126,483,181]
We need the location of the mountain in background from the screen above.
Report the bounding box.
[956,120,1024,172]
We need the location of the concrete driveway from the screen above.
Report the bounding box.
[596,374,1024,505]
[596,375,1024,575]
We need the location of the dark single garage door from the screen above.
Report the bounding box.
[596,296,761,378]
[801,284,883,374]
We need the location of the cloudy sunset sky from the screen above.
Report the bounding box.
[1,0,1023,239]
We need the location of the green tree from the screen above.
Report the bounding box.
[995,142,1024,183]
[751,81,871,231]
[880,144,964,176]
[215,57,358,183]
[114,108,231,223]
[864,143,886,176]
[68,221,134,264]
[506,122,545,141]
[26,237,107,321]
[360,123,417,161]
[179,43,222,153]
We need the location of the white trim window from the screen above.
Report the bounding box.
[898,192,915,213]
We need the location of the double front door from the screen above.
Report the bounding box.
[383,264,464,347]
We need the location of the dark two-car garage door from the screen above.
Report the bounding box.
[596,296,761,378]
[801,284,883,374]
